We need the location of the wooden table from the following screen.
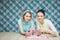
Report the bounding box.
[0,32,60,40]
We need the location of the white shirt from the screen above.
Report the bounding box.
[36,19,59,36]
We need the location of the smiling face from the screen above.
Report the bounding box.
[23,12,32,23]
[36,12,44,24]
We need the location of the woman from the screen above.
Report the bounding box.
[36,9,59,37]
[18,10,35,36]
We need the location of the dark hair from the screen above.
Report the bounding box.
[36,9,45,16]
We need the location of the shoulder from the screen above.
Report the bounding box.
[18,18,22,21]
[44,19,51,23]
[18,18,22,24]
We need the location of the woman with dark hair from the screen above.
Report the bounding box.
[36,9,59,37]
[18,10,35,36]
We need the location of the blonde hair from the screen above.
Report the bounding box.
[22,10,32,21]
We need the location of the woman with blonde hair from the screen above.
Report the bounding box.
[18,10,35,36]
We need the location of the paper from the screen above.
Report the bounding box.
[27,34,48,38]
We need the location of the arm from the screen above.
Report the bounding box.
[18,24,32,36]
[29,26,35,35]
[18,24,26,35]
[47,20,59,37]
[29,20,35,35]
[18,19,27,35]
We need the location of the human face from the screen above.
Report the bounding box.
[24,13,32,22]
[36,12,44,24]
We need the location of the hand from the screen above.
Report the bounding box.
[25,32,31,36]
[30,27,34,35]
[36,30,41,36]
[40,28,52,34]
[30,30,34,35]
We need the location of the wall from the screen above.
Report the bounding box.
[0,0,60,34]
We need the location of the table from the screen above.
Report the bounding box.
[0,32,60,40]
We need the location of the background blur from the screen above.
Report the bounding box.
[0,0,60,34]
